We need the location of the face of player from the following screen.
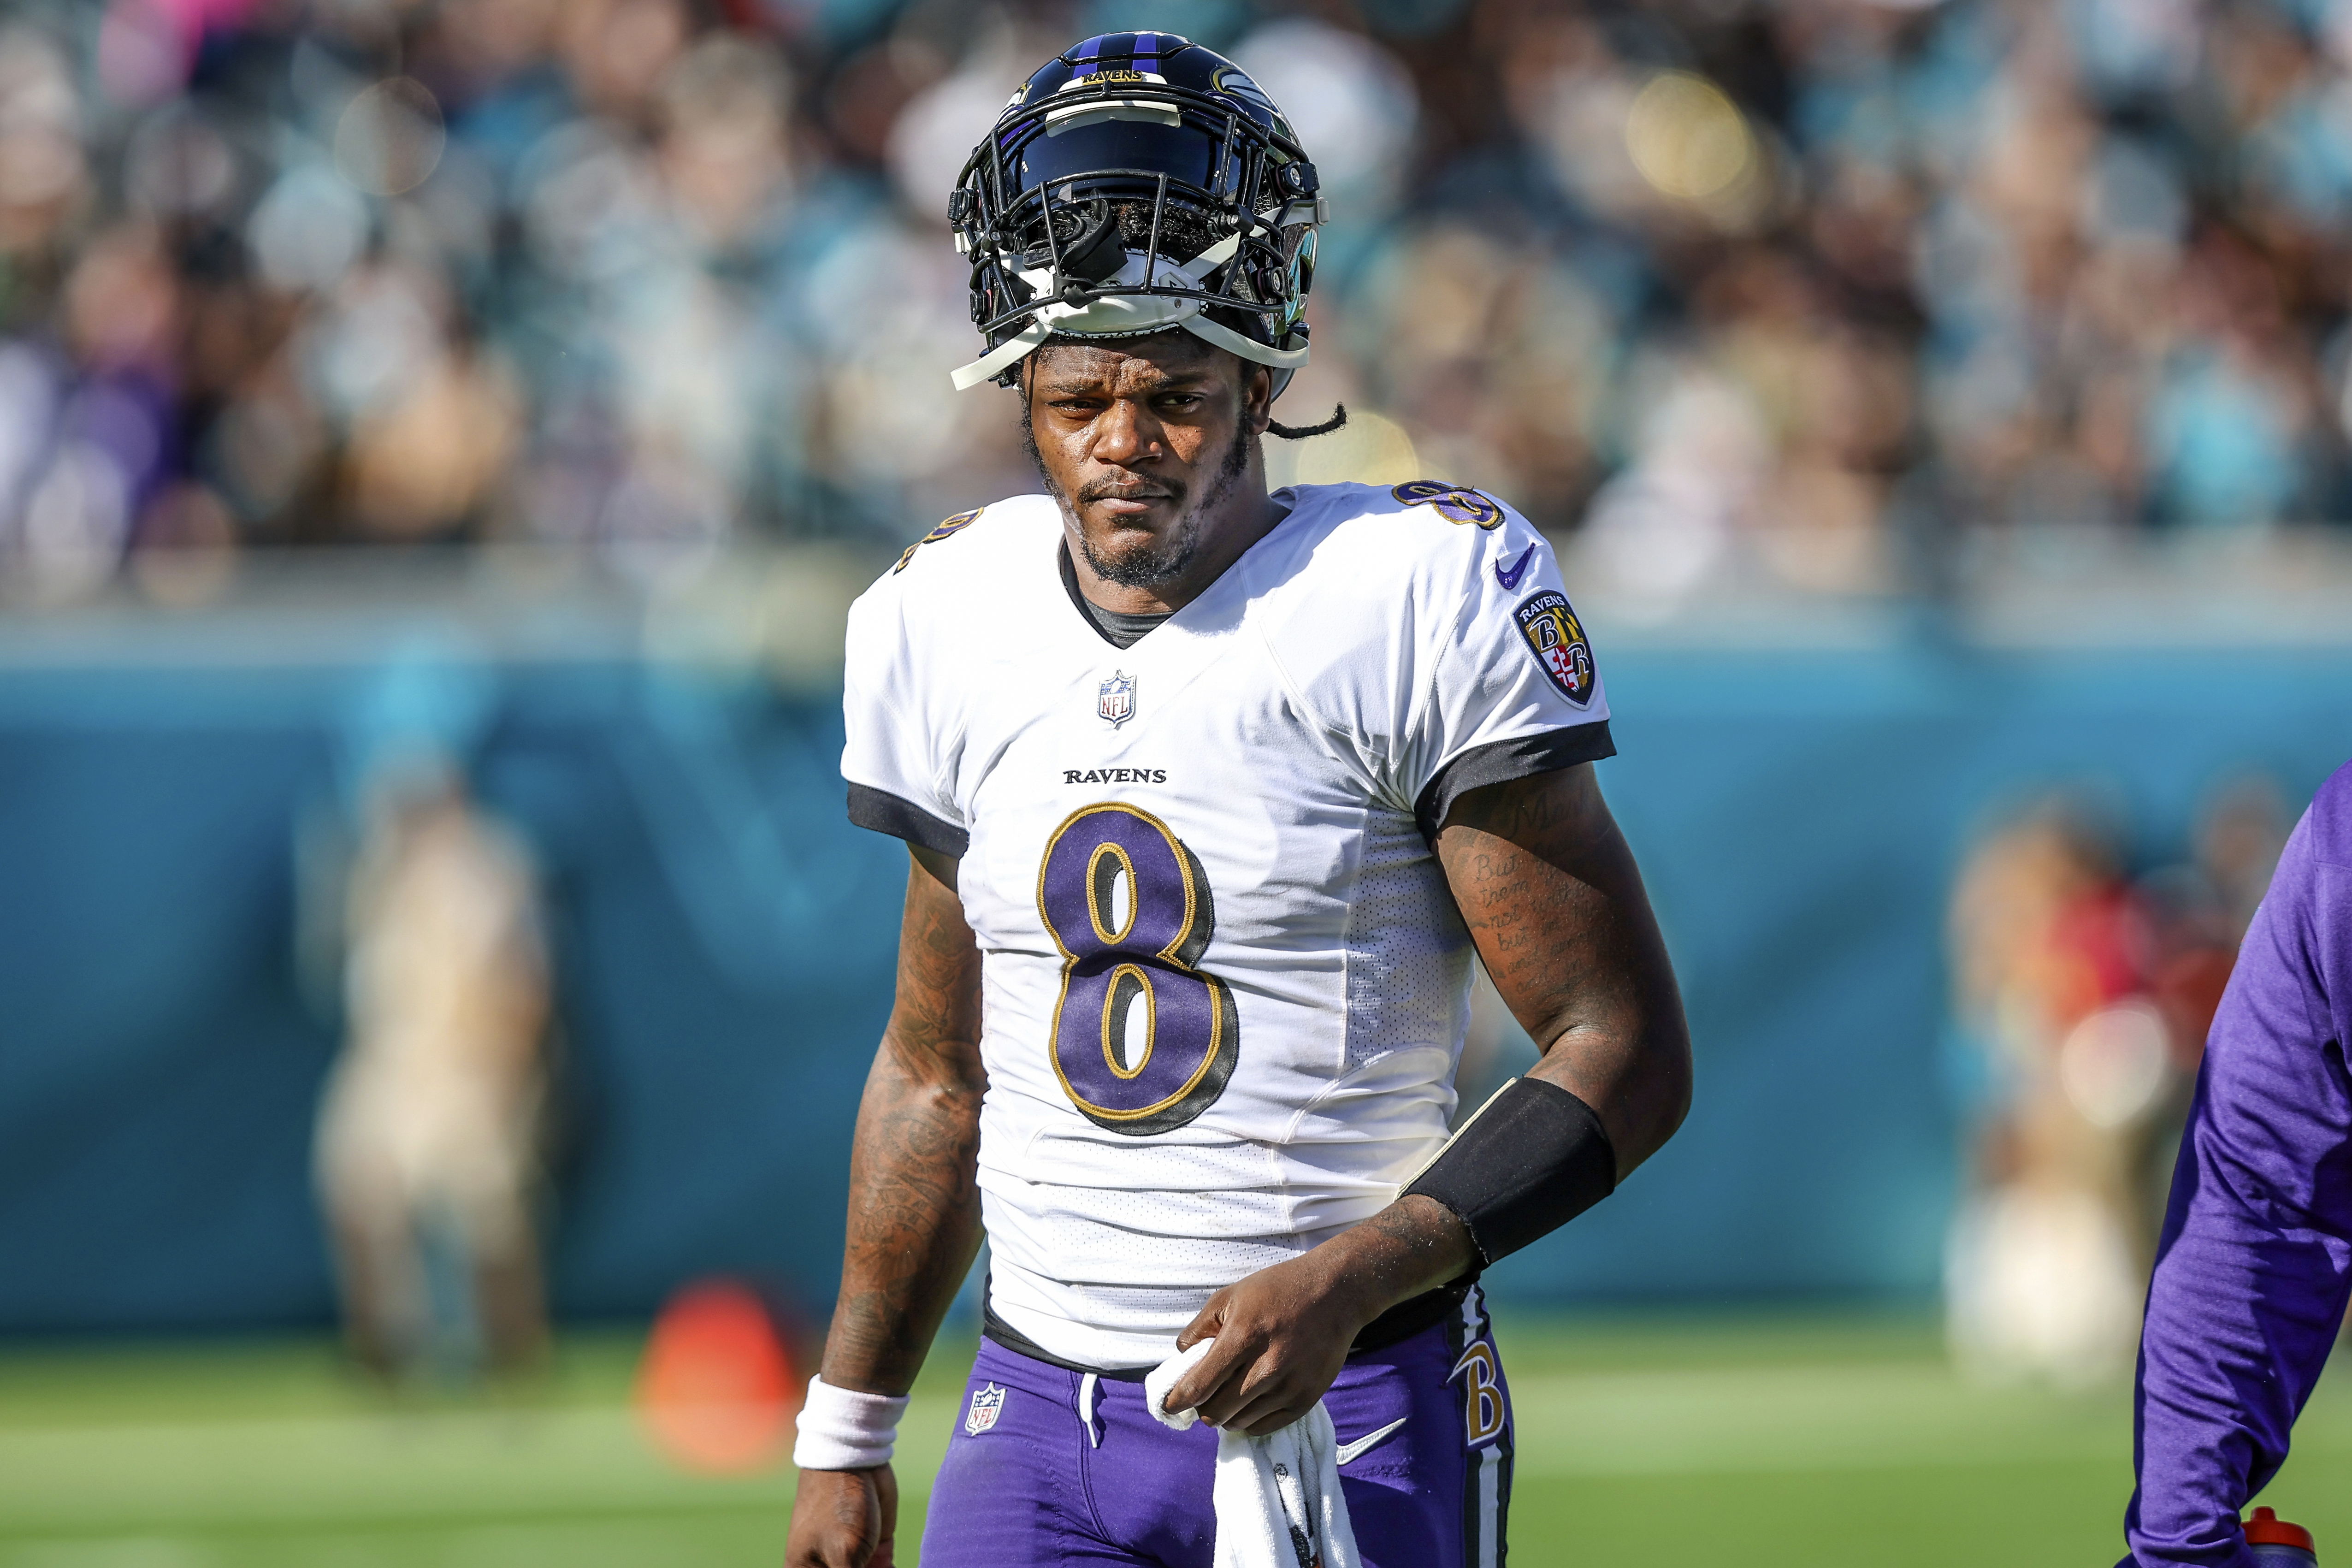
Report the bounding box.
[1022,332,1276,609]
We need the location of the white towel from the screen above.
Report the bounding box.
[1145,1339,1364,1568]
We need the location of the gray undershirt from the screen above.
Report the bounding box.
[1060,544,1172,650]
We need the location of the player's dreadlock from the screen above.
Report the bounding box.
[1267,405,1346,440]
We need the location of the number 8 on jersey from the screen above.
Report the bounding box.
[1037,804,1238,1135]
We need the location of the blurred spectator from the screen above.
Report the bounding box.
[309,651,553,1382]
[315,749,554,1383]
[1941,781,2286,1386]
[1944,800,2159,1387]
[6,0,2352,603]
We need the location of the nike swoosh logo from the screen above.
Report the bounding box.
[1335,1416,1408,1466]
[1495,543,1537,592]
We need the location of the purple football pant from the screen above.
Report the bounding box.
[916,1287,1513,1567]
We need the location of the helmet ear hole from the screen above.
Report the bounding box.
[1025,199,1127,284]
[1064,217,1127,283]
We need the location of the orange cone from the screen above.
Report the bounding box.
[635,1279,799,1473]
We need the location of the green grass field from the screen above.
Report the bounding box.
[2,1311,2346,1567]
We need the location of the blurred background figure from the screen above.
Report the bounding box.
[1945,801,2166,1387]
[313,659,553,1384]
[316,756,551,1382]
[1943,782,2287,1386]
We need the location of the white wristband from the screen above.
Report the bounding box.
[792,1376,910,1471]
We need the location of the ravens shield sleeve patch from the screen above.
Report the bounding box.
[1513,590,1596,706]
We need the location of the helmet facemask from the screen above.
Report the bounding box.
[949,49,1325,397]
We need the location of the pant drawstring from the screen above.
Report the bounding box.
[1078,1371,1101,1448]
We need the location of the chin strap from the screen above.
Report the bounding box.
[950,320,1052,391]
[949,234,1305,389]
[1179,312,1309,371]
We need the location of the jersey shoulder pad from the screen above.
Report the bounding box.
[1262,480,1522,647]
[888,505,985,576]
[851,495,1056,662]
[1282,479,1536,587]
[876,494,1058,587]
[1266,478,1558,657]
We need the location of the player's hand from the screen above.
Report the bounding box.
[1164,1248,1378,1437]
[785,1463,898,1568]
[1164,1196,1477,1437]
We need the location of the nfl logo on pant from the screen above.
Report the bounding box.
[964,1382,1006,1436]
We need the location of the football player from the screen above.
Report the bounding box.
[786,33,1690,1568]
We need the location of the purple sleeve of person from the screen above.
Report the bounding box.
[2123,763,2352,1568]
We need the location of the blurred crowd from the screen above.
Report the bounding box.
[1942,780,2287,1385]
[7,0,2352,604]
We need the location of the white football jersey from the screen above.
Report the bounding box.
[840,480,1613,1368]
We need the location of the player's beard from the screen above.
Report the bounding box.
[1025,409,1254,590]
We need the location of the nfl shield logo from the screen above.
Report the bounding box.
[964,1382,1006,1437]
[1097,670,1137,728]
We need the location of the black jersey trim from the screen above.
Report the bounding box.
[982,1297,1151,1380]
[846,782,970,858]
[1415,722,1616,844]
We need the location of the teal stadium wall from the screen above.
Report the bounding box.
[1,644,2348,1333]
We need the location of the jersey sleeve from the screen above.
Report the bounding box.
[1400,509,1615,841]
[2126,773,2352,1568]
[840,576,969,858]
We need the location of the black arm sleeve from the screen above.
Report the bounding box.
[1403,1077,1617,1266]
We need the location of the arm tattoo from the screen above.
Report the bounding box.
[1436,764,1691,1177]
[819,850,988,1396]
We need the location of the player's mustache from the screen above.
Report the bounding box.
[1077,478,1180,505]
